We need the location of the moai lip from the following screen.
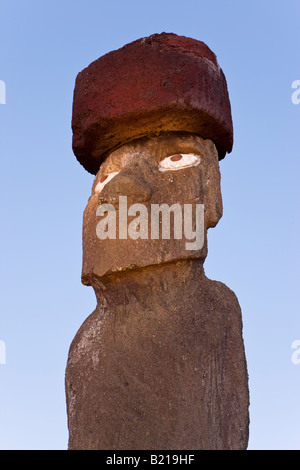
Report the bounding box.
[66,32,249,450]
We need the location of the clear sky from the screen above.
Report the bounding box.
[0,0,299,450]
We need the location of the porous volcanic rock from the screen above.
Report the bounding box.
[72,32,233,174]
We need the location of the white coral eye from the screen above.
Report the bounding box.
[159,154,200,171]
[95,171,119,193]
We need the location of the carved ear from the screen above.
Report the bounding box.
[203,140,223,229]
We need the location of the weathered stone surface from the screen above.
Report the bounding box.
[72,32,233,174]
[66,261,249,450]
[66,34,249,450]
[81,134,222,282]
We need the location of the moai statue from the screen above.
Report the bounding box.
[65,33,249,450]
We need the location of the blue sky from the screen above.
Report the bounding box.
[0,0,299,450]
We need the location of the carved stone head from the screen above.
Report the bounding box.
[81,133,223,282]
[71,32,233,284]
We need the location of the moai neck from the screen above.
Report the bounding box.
[92,259,206,310]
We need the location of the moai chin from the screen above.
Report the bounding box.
[66,33,249,450]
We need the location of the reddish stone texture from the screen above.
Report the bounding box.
[72,32,233,174]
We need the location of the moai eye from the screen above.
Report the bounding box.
[94,171,119,193]
[158,154,200,171]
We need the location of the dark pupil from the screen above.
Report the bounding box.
[170,154,182,162]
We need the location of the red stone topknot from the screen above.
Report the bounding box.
[72,32,233,174]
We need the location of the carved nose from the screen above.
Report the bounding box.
[98,171,152,206]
